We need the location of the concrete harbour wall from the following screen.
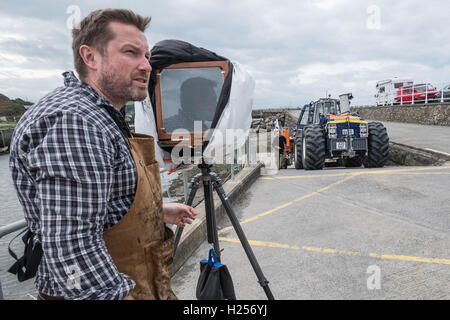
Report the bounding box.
[351,103,450,126]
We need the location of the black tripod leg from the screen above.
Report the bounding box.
[202,175,221,262]
[173,173,202,255]
[210,173,275,300]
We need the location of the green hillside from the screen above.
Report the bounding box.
[0,94,136,125]
[0,93,33,121]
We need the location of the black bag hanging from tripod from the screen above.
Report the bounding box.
[196,248,236,300]
[7,228,43,282]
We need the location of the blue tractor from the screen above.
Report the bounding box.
[294,95,389,170]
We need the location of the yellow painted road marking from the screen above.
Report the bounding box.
[242,166,450,234]
[260,165,450,180]
[367,252,450,265]
[358,166,450,176]
[260,172,352,180]
[217,165,450,256]
[218,174,357,235]
[394,172,450,175]
[219,237,450,266]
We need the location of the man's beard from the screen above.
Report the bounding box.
[99,67,148,104]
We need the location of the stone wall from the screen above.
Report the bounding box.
[351,103,450,126]
[251,108,301,130]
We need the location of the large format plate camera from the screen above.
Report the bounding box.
[135,40,274,300]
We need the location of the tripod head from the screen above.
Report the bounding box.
[197,159,213,173]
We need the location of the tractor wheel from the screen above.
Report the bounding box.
[302,125,326,170]
[294,136,303,169]
[363,122,389,168]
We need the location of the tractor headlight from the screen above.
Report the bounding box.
[360,123,368,137]
[328,123,337,138]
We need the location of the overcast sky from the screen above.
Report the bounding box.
[1,0,449,108]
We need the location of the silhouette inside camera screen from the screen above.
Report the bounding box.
[160,67,224,132]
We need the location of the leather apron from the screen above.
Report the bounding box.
[103,133,177,300]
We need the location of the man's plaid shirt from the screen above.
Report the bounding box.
[9,71,137,299]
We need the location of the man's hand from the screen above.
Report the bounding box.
[163,203,198,228]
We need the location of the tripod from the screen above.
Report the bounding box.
[173,162,275,300]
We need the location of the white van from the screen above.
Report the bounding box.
[375,78,413,106]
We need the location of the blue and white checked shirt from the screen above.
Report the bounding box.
[9,71,137,299]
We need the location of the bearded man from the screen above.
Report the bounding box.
[9,8,196,300]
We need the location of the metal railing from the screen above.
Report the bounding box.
[232,136,257,180]
[0,220,27,240]
[0,219,27,300]
[375,82,449,106]
[159,137,257,202]
[0,128,14,149]
[158,136,261,206]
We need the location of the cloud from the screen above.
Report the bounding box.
[0,67,65,80]
[0,52,28,65]
[288,59,446,105]
[291,60,401,85]
[0,0,449,106]
[0,31,27,42]
[0,11,72,100]
[312,0,349,10]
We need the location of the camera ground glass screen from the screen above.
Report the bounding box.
[160,67,224,132]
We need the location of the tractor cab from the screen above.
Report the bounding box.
[312,98,341,125]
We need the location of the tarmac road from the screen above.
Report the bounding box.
[172,164,450,300]
[374,121,450,155]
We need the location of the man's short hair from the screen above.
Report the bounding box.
[72,8,151,80]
